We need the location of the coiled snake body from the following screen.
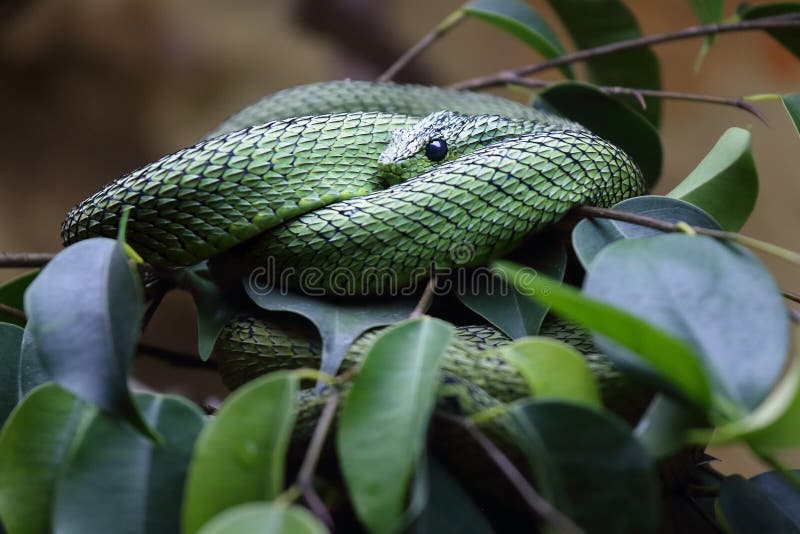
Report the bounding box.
[62,80,646,419]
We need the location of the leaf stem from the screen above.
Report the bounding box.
[450,15,800,91]
[410,277,437,318]
[296,393,339,530]
[437,412,584,534]
[377,10,465,82]
[0,252,55,268]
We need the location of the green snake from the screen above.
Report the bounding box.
[60,80,647,421]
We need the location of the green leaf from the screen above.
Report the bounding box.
[545,0,662,126]
[718,475,800,533]
[667,128,757,231]
[634,395,708,459]
[583,234,788,414]
[536,81,662,187]
[457,236,566,338]
[496,337,601,407]
[197,503,326,534]
[751,470,800,525]
[411,459,494,534]
[0,270,37,327]
[17,326,49,398]
[572,195,721,269]
[52,394,205,534]
[182,371,298,534]
[740,3,800,60]
[337,317,454,534]
[688,0,724,68]
[462,0,573,78]
[0,383,97,534]
[182,267,237,361]
[22,238,151,435]
[782,93,800,138]
[0,323,23,425]
[511,399,659,532]
[492,261,711,409]
[244,282,415,377]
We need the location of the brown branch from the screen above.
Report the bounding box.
[410,276,437,318]
[136,343,217,370]
[437,412,584,534]
[485,74,767,123]
[0,303,25,321]
[296,393,339,530]
[451,15,800,91]
[378,11,464,82]
[0,252,55,268]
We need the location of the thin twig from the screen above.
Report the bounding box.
[136,343,217,370]
[0,252,55,268]
[437,412,583,534]
[488,74,767,123]
[783,291,800,305]
[0,303,25,321]
[789,308,800,324]
[296,393,339,530]
[410,277,437,318]
[378,11,465,82]
[450,15,800,91]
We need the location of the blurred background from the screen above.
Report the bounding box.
[1,0,798,473]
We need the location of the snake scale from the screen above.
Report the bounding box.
[61,80,647,422]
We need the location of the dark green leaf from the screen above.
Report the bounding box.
[536,81,662,187]
[572,195,721,268]
[740,3,800,60]
[584,234,788,414]
[546,0,662,126]
[0,384,97,534]
[22,238,150,435]
[751,470,800,525]
[634,395,707,459]
[457,237,566,338]
[492,261,711,408]
[182,371,297,534]
[53,394,205,534]
[511,399,659,533]
[197,503,326,534]
[0,323,23,425]
[0,270,37,327]
[497,337,601,407]
[783,93,800,137]
[412,459,494,534]
[667,128,757,231]
[244,281,415,377]
[463,0,573,78]
[182,267,237,361]
[718,475,800,533]
[337,318,454,533]
[17,326,49,398]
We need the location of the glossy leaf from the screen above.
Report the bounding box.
[739,3,800,60]
[492,261,711,408]
[0,270,37,327]
[536,81,662,187]
[457,236,566,338]
[634,395,707,459]
[783,93,800,138]
[583,234,788,414]
[197,503,326,534]
[182,371,297,534]
[546,0,662,126]
[337,318,454,534]
[0,384,97,534]
[182,267,236,361]
[244,281,415,377]
[17,326,49,399]
[53,394,205,534]
[0,323,23,425]
[462,0,573,78]
[511,399,659,532]
[718,475,800,533]
[667,128,757,231]
[572,195,721,268]
[497,337,601,407]
[22,238,150,434]
[751,470,800,526]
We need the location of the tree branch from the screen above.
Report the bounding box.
[410,277,437,318]
[450,15,800,91]
[0,303,26,321]
[296,393,339,530]
[136,343,217,370]
[0,252,54,268]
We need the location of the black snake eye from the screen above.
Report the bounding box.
[425,139,448,162]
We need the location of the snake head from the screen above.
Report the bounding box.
[377,110,482,185]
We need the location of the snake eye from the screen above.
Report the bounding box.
[424,139,448,162]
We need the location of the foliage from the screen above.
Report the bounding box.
[2,2,800,533]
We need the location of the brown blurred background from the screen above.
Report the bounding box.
[1,0,798,474]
